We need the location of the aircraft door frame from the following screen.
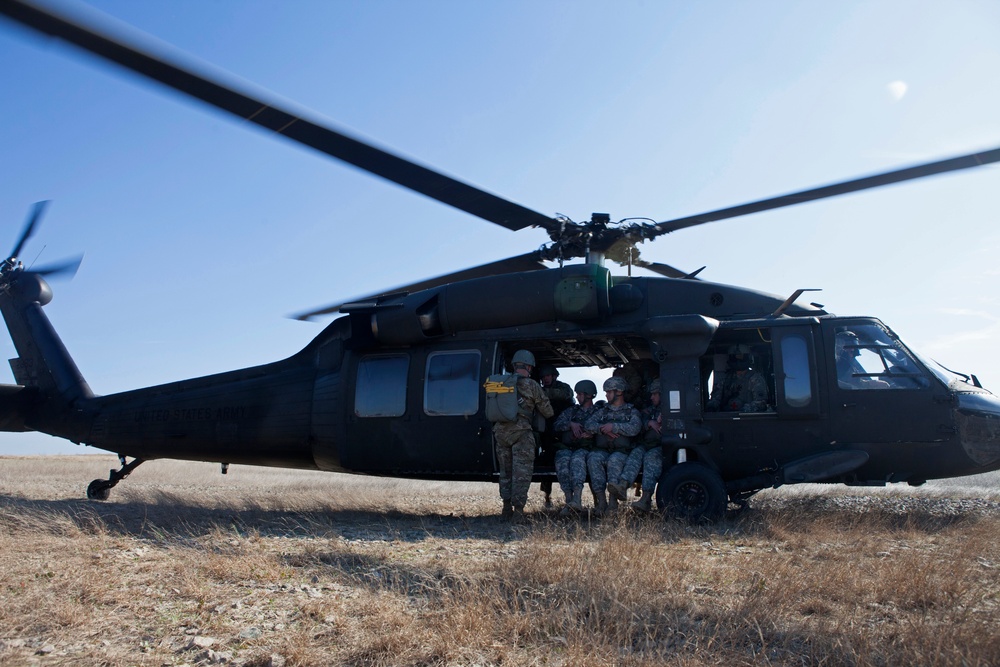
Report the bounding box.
[342,343,496,478]
[772,326,821,418]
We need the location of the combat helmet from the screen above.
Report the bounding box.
[574,379,598,397]
[603,376,627,393]
[511,349,536,369]
[836,331,861,358]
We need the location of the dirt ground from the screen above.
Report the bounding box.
[1,456,998,666]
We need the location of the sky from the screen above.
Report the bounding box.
[1,0,999,455]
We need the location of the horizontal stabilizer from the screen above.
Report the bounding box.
[0,383,38,432]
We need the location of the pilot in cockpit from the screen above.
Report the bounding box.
[836,330,890,389]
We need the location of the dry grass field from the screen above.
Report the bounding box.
[1,455,998,666]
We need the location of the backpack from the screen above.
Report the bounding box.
[484,373,520,423]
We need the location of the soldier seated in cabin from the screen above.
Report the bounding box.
[583,377,642,514]
[551,379,600,514]
[537,365,575,508]
[706,344,770,412]
[609,378,664,512]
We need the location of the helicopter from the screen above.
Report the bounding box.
[2,0,1000,520]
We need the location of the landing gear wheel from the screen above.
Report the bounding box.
[84,456,144,501]
[86,479,112,501]
[656,462,727,523]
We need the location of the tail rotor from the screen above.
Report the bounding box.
[10,200,49,262]
[2,201,83,284]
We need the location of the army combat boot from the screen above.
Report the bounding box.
[568,485,584,511]
[608,480,628,501]
[560,488,578,515]
[501,500,513,521]
[594,490,608,516]
[608,493,619,512]
[631,493,652,512]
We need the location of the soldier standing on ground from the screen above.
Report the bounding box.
[584,376,641,515]
[537,365,574,508]
[493,350,554,521]
[552,379,599,514]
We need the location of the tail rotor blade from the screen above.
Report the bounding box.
[30,254,83,279]
[11,200,49,259]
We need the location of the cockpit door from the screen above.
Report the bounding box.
[825,319,952,448]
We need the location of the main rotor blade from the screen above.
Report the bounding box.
[634,260,699,279]
[292,251,549,321]
[0,0,558,233]
[650,146,1000,237]
[11,199,48,259]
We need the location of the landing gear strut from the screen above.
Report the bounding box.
[86,456,144,501]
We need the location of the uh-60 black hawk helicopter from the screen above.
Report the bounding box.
[2,0,1000,521]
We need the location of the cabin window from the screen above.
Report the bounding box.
[355,354,409,417]
[702,336,775,413]
[780,335,813,407]
[424,350,482,416]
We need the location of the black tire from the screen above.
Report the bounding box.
[86,479,111,501]
[656,462,727,522]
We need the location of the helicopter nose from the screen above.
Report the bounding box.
[955,393,1000,469]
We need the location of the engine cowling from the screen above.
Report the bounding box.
[365,265,640,346]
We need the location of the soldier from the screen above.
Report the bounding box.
[614,359,659,410]
[552,379,600,514]
[609,378,664,512]
[835,330,888,389]
[583,376,641,514]
[493,349,554,521]
[706,344,769,412]
[537,365,575,507]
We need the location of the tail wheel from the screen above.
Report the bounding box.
[656,462,727,522]
[86,479,112,501]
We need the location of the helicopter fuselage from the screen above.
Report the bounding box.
[5,265,999,499]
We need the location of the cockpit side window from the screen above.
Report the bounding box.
[834,324,929,390]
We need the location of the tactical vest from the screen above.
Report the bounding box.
[594,405,637,451]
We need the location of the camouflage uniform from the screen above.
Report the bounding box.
[493,375,553,510]
[583,402,641,494]
[707,369,769,412]
[619,400,664,497]
[614,360,659,409]
[538,379,575,502]
[544,380,575,415]
[552,403,599,499]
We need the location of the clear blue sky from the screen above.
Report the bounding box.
[1,0,999,454]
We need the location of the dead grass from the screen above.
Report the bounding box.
[1,455,998,666]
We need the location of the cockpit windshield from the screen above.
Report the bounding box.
[833,323,931,390]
